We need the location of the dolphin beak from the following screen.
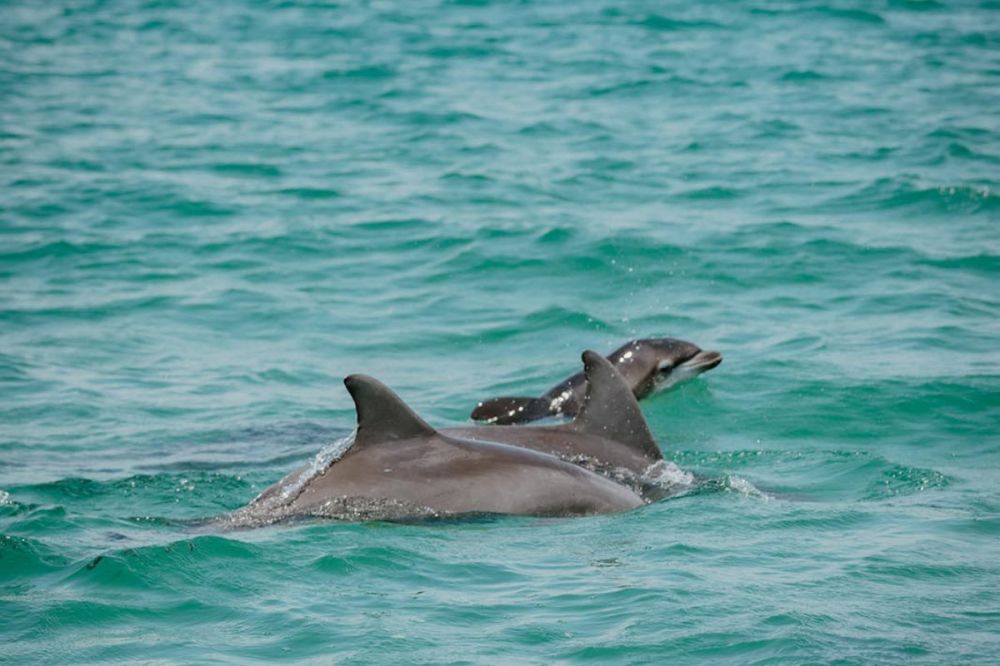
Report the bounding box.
[682,350,723,372]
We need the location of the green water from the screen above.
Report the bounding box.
[2,0,998,662]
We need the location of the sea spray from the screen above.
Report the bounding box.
[277,429,357,502]
[223,430,358,527]
[642,459,696,490]
[721,475,770,500]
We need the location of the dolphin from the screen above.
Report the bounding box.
[448,350,681,498]
[470,337,722,425]
[223,367,644,527]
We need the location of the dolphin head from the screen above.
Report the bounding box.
[611,337,722,396]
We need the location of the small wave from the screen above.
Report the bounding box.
[587,76,701,97]
[919,253,999,277]
[889,0,945,10]
[675,185,743,201]
[321,64,395,80]
[0,489,12,505]
[0,239,118,262]
[273,186,342,200]
[817,7,885,23]
[820,178,997,214]
[676,447,953,503]
[780,69,827,82]
[0,534,69,578]
[67,535,265,587]
[634,14,727,31]
[864,463,949,500]
[423,44,497,60]
[211,162,283,178]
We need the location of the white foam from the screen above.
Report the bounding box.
[722,475,770,500]
[0,489,11,505]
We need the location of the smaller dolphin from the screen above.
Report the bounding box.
[470,337,722,425]
[224,367,644,527]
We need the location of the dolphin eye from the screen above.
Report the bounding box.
[657,360,673,372]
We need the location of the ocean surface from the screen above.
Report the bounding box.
[2,0,998,662]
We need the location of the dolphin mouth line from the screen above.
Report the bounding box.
[679,350,723,372]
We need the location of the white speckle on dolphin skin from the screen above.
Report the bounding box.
[549,389,573,411]
[622,350,634,361]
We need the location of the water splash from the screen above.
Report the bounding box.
[642,460,696,490]
[277,429,357,502]
[721,475,770,500]
[215,430,359,528]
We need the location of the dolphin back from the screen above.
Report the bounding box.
[469,396,555,425]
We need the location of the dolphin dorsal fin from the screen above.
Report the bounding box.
[344,374,436,447]
[562,350,662,461]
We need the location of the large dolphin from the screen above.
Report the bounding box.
[222,366,644,527]
[449,350,682,498]
[471,337,722,425]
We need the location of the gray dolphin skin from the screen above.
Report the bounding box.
[447,350,663,480]
[470,337,722,425]
[223,364,644,527]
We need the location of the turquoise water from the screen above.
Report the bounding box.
[2,0,998,662]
